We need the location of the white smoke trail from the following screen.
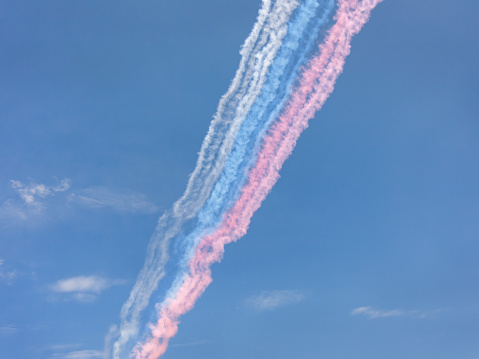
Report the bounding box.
[109,1,300,357]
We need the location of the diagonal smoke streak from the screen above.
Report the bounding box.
[173,0,300,220]
[133,0,384,358]
[150,0,334,312]
[109,1,300,357]
[165,0,334,307]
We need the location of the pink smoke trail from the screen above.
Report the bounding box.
[134,0,384,357]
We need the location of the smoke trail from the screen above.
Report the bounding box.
[176,0,333,273]
[109,1,300,357]
[159,0,334,312]
[134,1,384,358]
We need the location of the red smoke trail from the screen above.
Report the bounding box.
[134,0,384,357]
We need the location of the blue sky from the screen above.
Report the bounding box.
[1,0,478,358]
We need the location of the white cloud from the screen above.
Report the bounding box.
[10,178,71,207]
[351,306,429,319]
[69,187,157,214]
[0,178,158,226]
[51,276,126,302]
[62,350,103,359]
[245,290,305,311]
[0,325,18,336]
[52,276,112,293]
[0,178,71,225]
[351,306,405,318]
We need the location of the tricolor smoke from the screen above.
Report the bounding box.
[108,0,384,358]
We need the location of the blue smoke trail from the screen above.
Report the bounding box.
[181,0,335,258]
[163,0,336,297]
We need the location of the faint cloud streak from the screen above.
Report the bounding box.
[0,178,158,226]
[48,344,81,352]
[245,290,305,311]
[62,350,103,359]
[351,306,430,319]
[0,200,28,225]
[69,187,157,214]
[0,325,18,336]
[170,340,210,348]
[0,258,18,285]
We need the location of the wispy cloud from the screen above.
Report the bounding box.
[0,258,17,285]
[50,276,127,303]
[0,200,28,225]
[0,178,72,226]
[245,290,305,311]
[61,350,103,359]
[10,178,71,208]
[0,324,18,336]
[0,178,158,226]
[351,306,429,319]
[170,340,210,348]
[48,344,82,352]
[69,187,158,214]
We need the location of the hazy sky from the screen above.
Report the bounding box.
[1,0,478,358]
